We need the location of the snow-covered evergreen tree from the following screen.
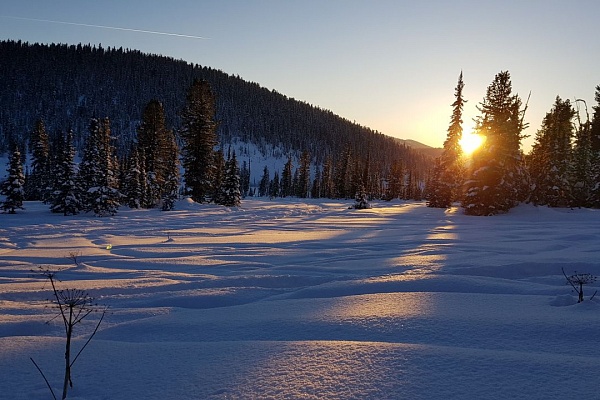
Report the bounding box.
[258,166,270,197]
[221,151,241,207]
[1,147,25,213]
[180,80,218,203]
[281,157,294,197]
[463,71,528,215]
[160,128,180,211]
[270,171,280,199]
[79,118,120,216]
[122,146,143,209]
[428,72,466,208]
[529,97,575,207]
[352,184,371,209]
[27,119,51,201]
[570,100,594,208]
[49,130,81,215]
[297,150,311,198]
[588,87,600,208]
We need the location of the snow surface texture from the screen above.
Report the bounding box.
[1,199,599,399]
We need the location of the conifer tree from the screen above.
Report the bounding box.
[529,97,575,207]
[27,119,51,201]
[320,156,334,199]
[212,149,226,205]
[258,166,270,197]
[570,99,594,207]
[180,79,218,203]
[137,100,172,207]
[79,118,120,216]
[281,156,294,197]
[463,71,528,215]
[428,72,465,208]
[311,166,322,198]
[240,160,250,198]
[335,147,353,198]
[387,160,404,200]
[221,151,241,207]
[297,150,311,198]
[160,128,180,211]
[122,146,143,209]
[270,171,280,198]
[49,130,81,215]
[589,87,600,207]
[1,146,25,213]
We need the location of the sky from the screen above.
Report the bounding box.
[1,0,599,152]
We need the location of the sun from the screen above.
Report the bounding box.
[459,130,485,155]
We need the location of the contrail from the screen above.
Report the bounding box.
[1,15,210,40]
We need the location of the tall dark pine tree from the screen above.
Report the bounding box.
[49,130,81,215]
[27,119,50,201]
[221,151,241,207]
[212,149,226,205]
[570,99,594,208]
[320,156,334,199]
[297,150,311,198]
[180,79,218,203]
[428,72,465,208]
[137,100,172,208]
[281,156,294,197]
[1,147,25,213]
[463,71,528,215]
[589,87,600,208]
[240,160,250,198]
[79,118,120,216]
[122,146,144,209]
[270,171,280,198]
[258,166,270,197]
[529,96,575,207]
[160,128,180,211]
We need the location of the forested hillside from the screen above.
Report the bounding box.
[0,40,429,178]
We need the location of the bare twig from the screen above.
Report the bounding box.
[30,357,57,400]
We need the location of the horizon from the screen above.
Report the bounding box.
[2,1,599,152]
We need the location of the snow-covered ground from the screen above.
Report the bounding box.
[1,199,599,399]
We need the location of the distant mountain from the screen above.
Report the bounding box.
[395,139,443,158]
[0,40,432,193]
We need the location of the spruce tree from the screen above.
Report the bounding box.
[180,79,218,203]
[588,87,600,207]
[212,149,226,205]
[270,171,280,199]
[258,166,270,197]
[27,119,51,201]
[320,156,334,199]
[1,147,25,213]
[463,71,528,215]
[49,130,81,215]
[297,150,311,198]
[160,128,180,211]
[428,72,465,208]
[570,99,594,207]
[122,146,143,209]
[221,151,241,207]
[281,156,293,197]
[79,118,120,216]
[529,97,575,207]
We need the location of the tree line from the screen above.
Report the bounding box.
[1,80,241,214]
[0,40,429,186]
[428,71,600,214]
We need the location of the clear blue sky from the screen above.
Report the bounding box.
[1,0,599,152]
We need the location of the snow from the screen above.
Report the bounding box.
[1,199,599,399]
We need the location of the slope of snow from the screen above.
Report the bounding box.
[1,199,599,399]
